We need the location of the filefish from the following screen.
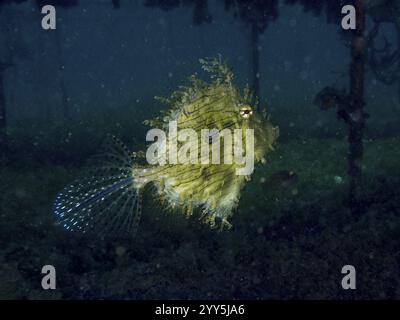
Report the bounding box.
[54,56,278,236]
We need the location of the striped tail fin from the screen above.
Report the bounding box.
[53,136,143,238]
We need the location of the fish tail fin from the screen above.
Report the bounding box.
[53,135,146,238]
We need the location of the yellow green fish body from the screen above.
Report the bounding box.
[54,56,278,235]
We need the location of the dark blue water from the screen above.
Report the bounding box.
[1,0,399,299]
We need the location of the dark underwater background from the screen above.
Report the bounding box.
[1,0,400,299]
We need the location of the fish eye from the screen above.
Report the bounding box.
[239,106,253,119]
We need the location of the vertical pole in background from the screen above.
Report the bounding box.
[251,21,260,109]
[0,65,6,150]
[41,3,70,121]
[348,0,366,216]
[392,2,400,105]
[55,26,70,121]
[396,21,400,104]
